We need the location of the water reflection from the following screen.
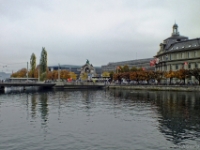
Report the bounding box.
[109,89,200,145]
[1,89,200,149]
[31,94,37,119]
[39,92,49,123]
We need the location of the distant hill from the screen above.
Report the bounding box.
[0,72,11,80]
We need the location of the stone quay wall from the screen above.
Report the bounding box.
[108,84,200,92]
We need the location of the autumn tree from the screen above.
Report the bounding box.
[11,68,27,78]
[164,70,176,85]
[80,73,88,81]
[145,71,155,84]
[121,72,130,82]
[130,72,140,84]
[30,53,36,77]
[60,70,70,80]
[113,73,123,83]
[190,68,200,85]
[154,71,164,84]
[102,72,110,77]
[175,69,189,84]
[69,72,77,80]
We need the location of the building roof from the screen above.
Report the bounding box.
[168,38,200,52]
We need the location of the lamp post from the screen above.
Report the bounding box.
[58,64,60,82]
[38,65,40,82]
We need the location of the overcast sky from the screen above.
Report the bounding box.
[0,0,200,72]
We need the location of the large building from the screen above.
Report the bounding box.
[155,23,200,71]
[48,63,102,77]
[101,58,154,72]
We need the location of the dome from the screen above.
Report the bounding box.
[173,23,178,28]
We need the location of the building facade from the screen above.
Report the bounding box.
[101,58,154,72]
[155,23,200,72]
[48,63,102,77]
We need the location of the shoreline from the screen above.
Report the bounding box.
[107,84,200,92]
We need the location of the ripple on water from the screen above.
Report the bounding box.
[0,90,200,149]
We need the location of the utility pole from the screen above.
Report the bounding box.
[27,62,28,82]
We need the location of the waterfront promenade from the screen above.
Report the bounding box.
[107,84,200,91]
[0,81,106,91]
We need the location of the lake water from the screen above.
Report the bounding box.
[0,89,200,150]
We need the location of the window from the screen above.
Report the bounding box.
[188,63,191,69]
[182,46,185,49]
[176,64,179,70]
[188,52,190,58]
[195,63,198,68]
[194,51,196,57]
[165,55,168,60]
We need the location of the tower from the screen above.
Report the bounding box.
[172,23,179,36]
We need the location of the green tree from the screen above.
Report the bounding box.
[123,65,130,72]
[40,47,48,79]
[109,71,114,80]
[30,53,36,77]
[130,66,137,72]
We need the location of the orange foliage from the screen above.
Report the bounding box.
[11,68,27,78]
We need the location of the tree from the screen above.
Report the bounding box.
[113,73,123,83]
[130,72,140,84]
[109,71,114,80]
[30,53,36,77]
[40,47,48,75]
[69,72,77,80]
[11,68,27,78]
[190,68,200,85]
[60,70,70,80]
[164,70,176,85]
[123,65,130,72]
[130,66,137,72]
[102,72,110,77]
[175,69,189,84]
[80,73,88,81]
[145,71,155,84]
[154,71,164,84]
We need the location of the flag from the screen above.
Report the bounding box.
[155,58,159,64]
[117,66,121,70]
[150,60,155,66]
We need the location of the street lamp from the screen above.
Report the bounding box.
[58,64,60,82]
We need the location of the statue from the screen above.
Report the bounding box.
[86,59,89,64]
